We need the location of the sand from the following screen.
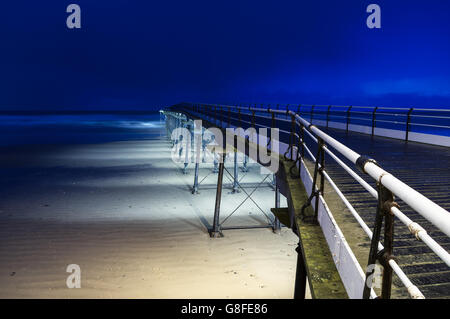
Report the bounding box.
[0,137,301,298]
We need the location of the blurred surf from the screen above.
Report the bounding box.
[0,113,163,147]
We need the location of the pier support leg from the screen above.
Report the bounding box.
[294,241,307,299]
[242,155,249,172]
[271,174,276,190]
[273,178,281,234]
[182,123,190,174]
[192,121,201,194]
[232,149,239,193]
[210,154,225,238]
[202,129,206,163]
[192,162,199,194]
[213,151,219,173]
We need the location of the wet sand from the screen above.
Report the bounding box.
[0,138,300,298]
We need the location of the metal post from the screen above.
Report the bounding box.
[326,105,331,128]
[294,243,307,299]
[300,124,305,162]
[372,107,378,138]
[251,110,255,129]
[242,154,249,172]
[238,108,242,128]
[406,108,413,141]
[314,139,325,220]
[310,105,315,123]
[201,128,206,163]
[210,153,225,238]
[192,122,201,194]
[273,177,281,233]
[183,122,190,174]
[290,114,295,160]
[268,111,275,149]
[213,151,219,173]
[363,183,397,299]
[296,123,302,178]
[300,137,325,222]
[232,148,239,193]
[382,199,394,299]
[192,162,199,194]
[346,106,352,134]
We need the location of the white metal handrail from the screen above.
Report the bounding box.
[299,134,425,298]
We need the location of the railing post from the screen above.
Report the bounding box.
[363,182,398,299]
[269,110,276,149]
[294,122,303,178]
[372,107,378,138]
[290,114,295,160]
[251,110,255,129]
[310,105,315,123]
[300,124,305,160]
[346,106,352,134]
[300,137,325,223]
[326,105,331,128]
[406,108,413,141]
[315,138,325,221]
[284,112,295,160]
[238,108,242,128]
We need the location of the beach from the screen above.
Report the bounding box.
[0,133,300,298]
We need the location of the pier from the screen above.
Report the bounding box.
[163,103,450,299]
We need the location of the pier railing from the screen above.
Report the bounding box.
[226,104,450,146]
[170,102,450,299]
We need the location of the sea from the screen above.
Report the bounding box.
[0,112,164,147]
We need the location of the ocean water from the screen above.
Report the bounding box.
[0,113,164,147]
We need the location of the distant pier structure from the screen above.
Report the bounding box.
[161,103,450,299]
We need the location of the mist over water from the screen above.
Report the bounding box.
[0,113,163,147]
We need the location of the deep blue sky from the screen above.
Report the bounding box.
[1,1,449,110]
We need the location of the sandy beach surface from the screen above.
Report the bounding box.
[0,136,300,298]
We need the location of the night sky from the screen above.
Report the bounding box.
[1,1,449,110]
